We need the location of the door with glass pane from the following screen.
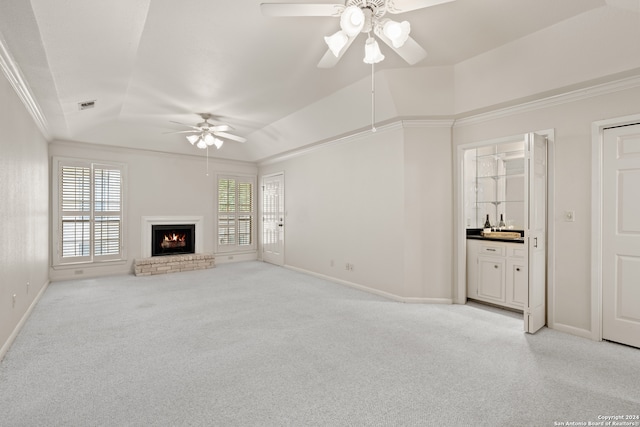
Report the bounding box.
[262,173,284,266]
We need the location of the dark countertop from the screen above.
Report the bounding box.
[466,228,525,244]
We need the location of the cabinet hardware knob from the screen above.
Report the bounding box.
[494,265,499,269]
[516,268,520,271]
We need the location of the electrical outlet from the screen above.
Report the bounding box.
[26,281,30,294]
[12,294,17,308]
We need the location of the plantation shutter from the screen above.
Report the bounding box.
[56,159,124,264]
[217,176,255,251]
[60,165,91,261]
[218,178,236,246]
[238,181,253,246]
[94,166,122,259]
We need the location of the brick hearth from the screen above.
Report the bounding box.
[134,253,215,276]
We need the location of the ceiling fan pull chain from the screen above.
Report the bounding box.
[206,146,210,176]
[371,61,376,132]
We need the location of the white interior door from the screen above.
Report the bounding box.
[525,133,547,333]
[603,123,640,348]
[262,173,284,266]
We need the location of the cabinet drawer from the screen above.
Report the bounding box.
[507,246,527,258]
[479,245,505,256]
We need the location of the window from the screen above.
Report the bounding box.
[54,158,125,265]
[217,175,256,251]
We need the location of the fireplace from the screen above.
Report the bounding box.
[151,224,195,257]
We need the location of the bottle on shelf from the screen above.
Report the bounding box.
[498,214,506,230]
[483,214,491,234]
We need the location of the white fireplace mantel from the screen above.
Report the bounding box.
[141,216,204,258]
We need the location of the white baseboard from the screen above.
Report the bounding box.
[284,265,453,304]
[403,297,453,304]
[215,252,258,264]
[550,322,594,341]
[0,280,50,362]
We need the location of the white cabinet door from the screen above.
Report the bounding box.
[603,123,640,348]
[506,260,527,308]
[477,256,506,303]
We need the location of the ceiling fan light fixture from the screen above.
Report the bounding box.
[363,36,384,64]
[324,30,349,57]
[196,138,207,149]
[340,6,365,36]
[213,138,224,149]
[186,134,200,145]
[382,19,410,48]
[203,132,215,146]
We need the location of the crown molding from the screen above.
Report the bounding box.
[49,138,257,168]
[454,74,640,127]
[258,118,454,166]
[0,34,51,141]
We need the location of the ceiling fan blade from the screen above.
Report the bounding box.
[375,31,427,65]
[209,124,232,132]
[214,132,247,143]
[317,34,357,68]
[163,129,199,135]
[387,0,455,14]
[168,121,202,131]
[260,3,344,17]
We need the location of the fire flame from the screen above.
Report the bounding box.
[163,233,186,242]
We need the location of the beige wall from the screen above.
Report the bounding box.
[49,141,258,281]
[0,69,50,358]
[403,125,453,300]
[259,122,454,302]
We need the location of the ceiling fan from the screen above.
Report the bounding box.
[166,113,247,150]
[260,0,455,68]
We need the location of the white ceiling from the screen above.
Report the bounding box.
[0,0,633,162]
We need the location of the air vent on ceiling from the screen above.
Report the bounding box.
[78,100,96,110]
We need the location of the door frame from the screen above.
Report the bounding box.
[591,113,640,342]
[454,129,555,328]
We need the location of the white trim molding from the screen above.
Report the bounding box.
[141,216,204,258]
[285,265,453,305]
[259,118,455,166]
[456,75,640,127]
[0,34,50,140]
[0,280,50,362]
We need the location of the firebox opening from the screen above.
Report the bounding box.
[151,224,195,257]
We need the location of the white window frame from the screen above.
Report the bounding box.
[52,157,127,266]
[216,174,257,253]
